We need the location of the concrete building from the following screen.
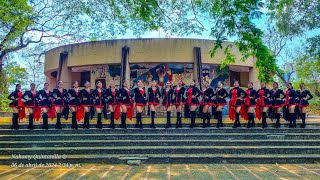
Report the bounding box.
[44,38,260,90]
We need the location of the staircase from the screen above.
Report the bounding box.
[0,118,320,165]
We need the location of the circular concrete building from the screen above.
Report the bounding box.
[44,38,260,90]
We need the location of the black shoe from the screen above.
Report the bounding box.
[232,124,237,128]
[300,124,306,128]
[27,125,35,130]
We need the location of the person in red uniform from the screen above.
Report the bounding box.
[36,83,52,129]
[270,82,285,128]
[118,80,133,129]
[133,80,147,128]
[173,80,186,128]
[92,81,106,129]
[241,82,257,128]
[215,81,228,128]
[228,81,246,128]
[256,82,272,128]
[79,81,93,129]
[186,80,201,128]
[51,81,67,129]
[201,81,215,128]
[297,83,313,128]
[23,83,38,129]
[162,81,174,128]
[106,80,118,129]
[8,84,25,130]
[284,82,299,128]
[147,80,161,128]
[66,81,81,129]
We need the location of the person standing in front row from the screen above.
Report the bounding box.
[133,80,147,128]
[297,83,313,128]
[284,82,298,128]
[8,84,24,130]
[201,81,215,128]
[162,81,174,128]
[23,83,38,129]
[52,81,67,129]
[186,80,201,128]
[118,80,132,129]
[173,80,186,128]
[106,80,118,129]
[66,81,81,129]
[79,81,93,129]
[242,82,257,128]
[147,80,161,128]
[92,81,105,129]
[256,82,272,128]
[270,82,285,128]
[37,83,52,129]
[215,81,228,128]
[228,81,246,128]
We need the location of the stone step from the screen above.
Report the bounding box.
[1,139,320,148]
[2,154,320,164]
[1,133,320,141]
[0,128,319,135]
[1,146,320,155]
[0,122,316,129]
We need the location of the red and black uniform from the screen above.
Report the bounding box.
[8,90,25,129]
[118,87,133,128]
[228,87,246,128]
[284,88,299,128]
[202,88,215,106]
[172,86,186,105]
[186,85,201,128]
[297,90,313,107]
[36,90,52,129]
[66,89,81,129]
[271,89,285,128]
[240,88,257,128]
[162,88,174,128]
[106,88,119,129]
[256,88,272,128]
[92,89,106,129]
[186,86,201,106]
[215,88,228,106]
[297,89,313,128]
[148,87,161,105]
[52,88,67,107]
[201,87,215,127]
[51,88,67,129]
[134,87,147,128]
[79,88,93,129]
[23,90,38,129]
[173,86,186,128]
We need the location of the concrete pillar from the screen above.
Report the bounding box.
[193,47,202,89]
[59,55,72,89]
[120,46,130,88]
[249,67,260,89]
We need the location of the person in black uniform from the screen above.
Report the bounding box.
[66,81,81,129]
[242,82,257,128]
[201,81,215,128]
[173,80,185,128]
[284,82,299,128]
[215,81,228,128]
[118,80,132,129]
[256,82,272,128]
[8,84,24,130]
[133,80,147,128]
[36,83,52,129]
[228,81,246,128]
[162,81,174,128]
[186,80,201,128]
[106,80,118,129]
[271,82,285,128]
[79,81,92,129]
[147,80,161,128]
[23,83,38,129]
[51,81,67,129]
[297,83,313,128]
[92,81,105,129]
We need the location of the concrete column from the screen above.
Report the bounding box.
[193,47,202,89]
[120,46,130,88]
[59,55,72,89]
[249,67,260,89]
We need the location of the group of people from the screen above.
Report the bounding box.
[8,79,313,130]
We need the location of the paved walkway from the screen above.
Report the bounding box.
[0,164,319,179]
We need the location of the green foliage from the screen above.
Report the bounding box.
[0,61,27,111]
